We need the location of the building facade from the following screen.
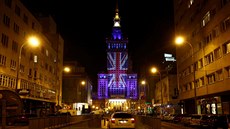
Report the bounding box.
[154,75,179,114]
[62,61,93,114]
[97,5,138,111]
[0,0,63,116]
[174,0,230,114]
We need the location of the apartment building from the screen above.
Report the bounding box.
[0,0,64,116]
[62,61,93,114]
[174,0,230,114]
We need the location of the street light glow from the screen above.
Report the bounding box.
[64,67,71,73]
[81,81,86,85]
[16,36,40,91]
[175,36,185,45]
[151,67,157,73]
[141,80,146,85]
[28,36,40,47]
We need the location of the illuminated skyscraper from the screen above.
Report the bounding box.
[97,4,138,111]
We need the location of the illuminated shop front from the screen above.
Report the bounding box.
[197,97,222,115]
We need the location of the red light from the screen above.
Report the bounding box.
[111,118,115,123]
[131,118,135,123]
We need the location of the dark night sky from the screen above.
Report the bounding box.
[21,0,175,86]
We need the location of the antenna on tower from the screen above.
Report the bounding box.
[115,0,119,13]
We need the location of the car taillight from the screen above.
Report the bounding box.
[131,118,135,123]
[111,118,115,123]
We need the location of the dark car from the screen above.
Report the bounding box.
[200,114,216,128]
[173,114,186,123]
[211,114,230,129]
[14,114,37,125]
[0,115,17,126]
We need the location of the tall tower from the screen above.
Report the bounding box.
[97,2,137,111]
[107,5,128,97]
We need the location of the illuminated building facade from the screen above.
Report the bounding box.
[0,0,64,116]
[174,0,230,114]
[97,5,138,111]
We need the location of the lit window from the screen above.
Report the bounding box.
[202,11,210,27]
[207,73,215,84]
[214,47,221,59]
[215,69,223,81]
[46,49,49,56]
[225,66,230,78]
[34,55,38,63]
[223,41,230,54]
[222,17,230,31]
[188,0,194,8]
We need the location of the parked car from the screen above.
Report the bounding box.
[108,112,135,129]
[0,115,17,126]
[180,114,192,126]
[211,114,230,129]
[189,114,204,127]
[199,114,215,128]
[173,114,186,123]
[14,114,37,125]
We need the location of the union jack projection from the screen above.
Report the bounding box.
[107,52,128,88]
[97,4,137,99]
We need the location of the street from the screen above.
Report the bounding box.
[59,120,195,129]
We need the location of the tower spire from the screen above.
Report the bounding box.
[115,0,119,13]
[113,0,120,27]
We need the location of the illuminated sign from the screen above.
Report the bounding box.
[164,53,176,62]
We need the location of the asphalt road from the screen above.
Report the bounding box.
[59,120,195,129]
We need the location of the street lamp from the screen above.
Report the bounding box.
[139,80,147,112]
[175,36,197,114]
[141,80,147,97]
[150,67,163,115]
[16,36,40,91]
[81,80,86,102]
[64,66,71,73]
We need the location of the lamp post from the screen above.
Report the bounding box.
[141,80,148,99]
[150,67,163,115]
[175,36,197,114]
[16,36,39,92]
[81,80,86,102]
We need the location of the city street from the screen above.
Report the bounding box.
[0,121,196,129]
[59,120,195,129]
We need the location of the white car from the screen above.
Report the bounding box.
[108,112,135,129]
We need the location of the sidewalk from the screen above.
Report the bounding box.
[0,126,28,129]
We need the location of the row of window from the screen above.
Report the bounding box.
[181,40,230,78]
[181,65,230,92]
[107,43,127,49]
[4,0,35,28]
[0,74,15,89]
[1,32,56,63]
[0,53,56,88]
[0,73,56,99]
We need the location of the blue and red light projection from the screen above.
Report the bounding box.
[97,7,137,100]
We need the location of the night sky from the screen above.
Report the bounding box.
[21,0,175,86]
